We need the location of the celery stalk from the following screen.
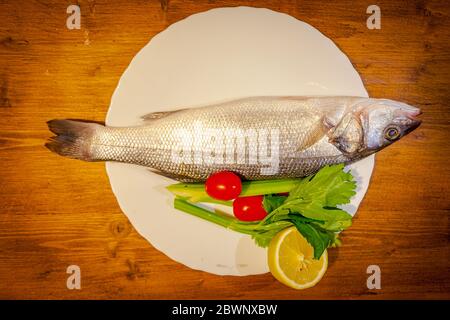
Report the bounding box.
[167,178,300,204]
[174,198,255,234]
[173,198,291,237]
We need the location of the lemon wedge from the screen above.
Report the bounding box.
[268,226,328,289]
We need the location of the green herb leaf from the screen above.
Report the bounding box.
[287,163,356,207]
[262,194,287,213]
[275,200,352,232]
[288,215,337,259]
[258,164,356,258]
[252,229,281,247]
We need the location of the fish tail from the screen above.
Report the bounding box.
[45,119,102,161]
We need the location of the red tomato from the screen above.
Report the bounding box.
[205,171,242,200]
[233,196,268,221]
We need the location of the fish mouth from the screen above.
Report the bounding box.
[405,109,422,133]
[408,108,422,119]
[407,119,421,132]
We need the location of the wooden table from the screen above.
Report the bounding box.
[0,0,448,299]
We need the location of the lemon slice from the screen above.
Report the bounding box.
[268,226,328,289]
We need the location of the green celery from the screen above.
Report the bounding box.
[167,178,300,204]
[174,198,291,236]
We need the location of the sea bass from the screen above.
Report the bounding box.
[46,96,421,181]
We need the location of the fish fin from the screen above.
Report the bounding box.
[45,119,101,161]
[323,115,337,130]
[327,113,364,157]
[296,119,327,152]
[141,109,186,122]
[147,169,200,182]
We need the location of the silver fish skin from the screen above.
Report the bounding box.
[46,96,421,181]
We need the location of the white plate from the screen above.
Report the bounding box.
[105,7,374,276]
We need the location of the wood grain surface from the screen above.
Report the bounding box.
[0,0,449,299]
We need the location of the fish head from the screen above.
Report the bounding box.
[329,99,421,158]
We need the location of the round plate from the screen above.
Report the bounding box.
[105,7,373,276]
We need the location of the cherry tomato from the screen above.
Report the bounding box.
[233,195,268,221]
[205,171,242,200]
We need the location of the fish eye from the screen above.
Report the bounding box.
[385,126,400,141]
